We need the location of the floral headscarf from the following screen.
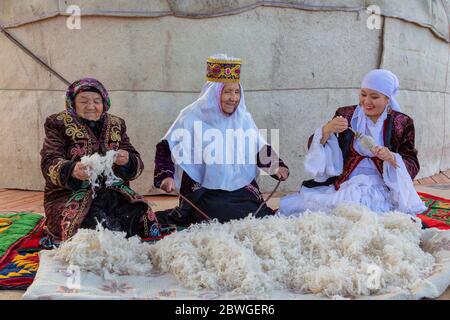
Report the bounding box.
[65,78,111,112]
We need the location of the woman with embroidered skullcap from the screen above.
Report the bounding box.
[279,69,426,216]
[153,54,289,225]
[40,78,158,242]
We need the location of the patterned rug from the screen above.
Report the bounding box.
[417,192,450,230]
[0,212,45,289]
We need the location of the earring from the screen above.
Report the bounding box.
[386,102,392,114]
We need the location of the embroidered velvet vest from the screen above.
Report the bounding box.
[333,107,393,190]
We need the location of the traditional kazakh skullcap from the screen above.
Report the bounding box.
[206,53,242,83]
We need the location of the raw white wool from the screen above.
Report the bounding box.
[52,204,435,298]
[54,225,153,277]
[80,150,122,197]
[150,204,435,298]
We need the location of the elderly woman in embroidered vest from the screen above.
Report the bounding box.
[153,54,289,226]
[279,69,426,217]
[40,78,158,241]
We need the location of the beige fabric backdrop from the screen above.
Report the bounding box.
[0,1,449,194]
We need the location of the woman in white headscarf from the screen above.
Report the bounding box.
[153,54,289,225]
[279,69,426,217]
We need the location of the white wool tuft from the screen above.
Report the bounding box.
[81,150,122,197]
[55,225,153,276]
[150,204,435,298]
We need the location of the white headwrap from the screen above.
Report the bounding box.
[163,65,266,191]
[361,69,401,112]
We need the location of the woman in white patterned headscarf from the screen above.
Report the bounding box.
[153,54,289,225]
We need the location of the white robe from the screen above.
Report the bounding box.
[279,106,426,216]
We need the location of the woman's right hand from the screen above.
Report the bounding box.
[160,177,175,193]
[72,162,90,181]
[324,116,348,135]
[321,116,348,144]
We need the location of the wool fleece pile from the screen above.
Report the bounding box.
[55,204,435,298]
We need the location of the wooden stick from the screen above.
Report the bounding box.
[178,193,211,221]
[252,180,281,217]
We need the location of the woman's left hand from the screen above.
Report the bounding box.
[275,166,289,181]
[115,149,129,166]
[372,146,398,168]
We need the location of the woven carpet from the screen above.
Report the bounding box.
[417,192,450,230]
[0,212,45,289]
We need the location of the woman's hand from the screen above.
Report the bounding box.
[321,116,348,144]
[72,162,90,181]
[275,167,289,181]
[372,146,399,168]
[324,116,349,135]
[115,149,129,166]
[160,177,175,193]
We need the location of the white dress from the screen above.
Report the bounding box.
[279,106,426,216]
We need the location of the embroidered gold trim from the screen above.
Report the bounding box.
[207,58,242,65]
[109,115,122,143]
[206,58,241,83]
[47,159,67,186]
[56,111,73,125]
[154,169,174,179]
[110,128,121,143]
[110,115,121,126]
[67,190,90,240]
[65,124,85,139]
[57,111,86,140]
